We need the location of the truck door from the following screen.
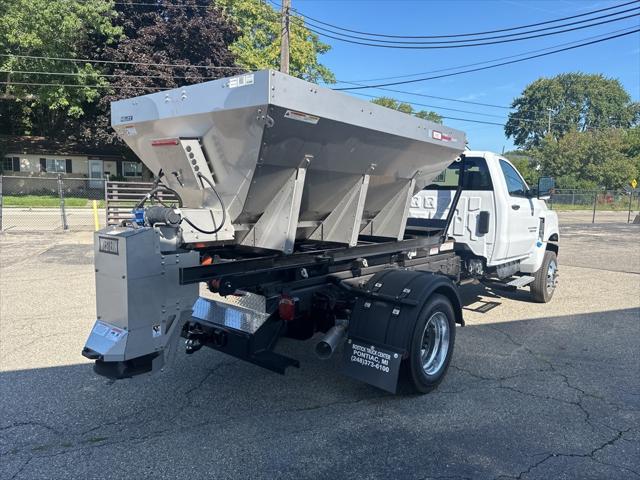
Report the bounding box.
[411,157,496,260]
[498,159,538,259]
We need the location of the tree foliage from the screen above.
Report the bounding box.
[502,151,539,186]
[216,0,334,84]
[75,0,240,148]
[371,97,443,123]
[532,128,639,189]
[0,0,121,135]
[505,73,639,149]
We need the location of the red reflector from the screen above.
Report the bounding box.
[151,138,179,147]
[278,295,296,322]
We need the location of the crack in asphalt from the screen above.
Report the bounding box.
[0,421,63,436]
[494,427,639,479]
[2,324,638,479]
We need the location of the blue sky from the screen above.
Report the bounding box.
[287,0,640,153]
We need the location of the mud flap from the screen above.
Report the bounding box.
[342,337,404,393]
[342,269,461,393]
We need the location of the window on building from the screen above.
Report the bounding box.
[499,159,528,197]
[46,158,67,173]
[2,157,17,172]
[123,161,142,177]
[424,157,493,191]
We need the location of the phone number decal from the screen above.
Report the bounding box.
[348,342,398,374]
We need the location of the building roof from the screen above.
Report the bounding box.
[1,135,128,159]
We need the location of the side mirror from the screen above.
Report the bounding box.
[537,177,555,200]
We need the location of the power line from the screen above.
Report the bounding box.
[0,53,240,70]
[292,5,640,45]
[292,10,640,49]
[349,92,576,128]
[280,0,639,39]
[0,70,213,80]
[350,91,507,118]
[332,26,638,84]
[0,81,167,91]
[335,28,640,90]
[1,79,511,128]
[0,77,567,129]
[111,1,215,8]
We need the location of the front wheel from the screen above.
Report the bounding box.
[406,294,456,394]
[530,250,558,303]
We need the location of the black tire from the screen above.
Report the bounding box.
[406,294,456,394]
[530,250,558,303]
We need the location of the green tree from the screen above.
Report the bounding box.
[216,0,334,83]
[415,109,443,124]
[371,96,413,114]
[622,126,640,183]
[75,0,239,148]
[371,97,442,123]
[503,151,539,186]
[0,0,122,136]
[505,73,639,149]
[533,128,638,189]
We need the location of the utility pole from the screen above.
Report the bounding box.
[280,0,291,74]
[547,108,553,135]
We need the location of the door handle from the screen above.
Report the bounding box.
[511,204,521,210]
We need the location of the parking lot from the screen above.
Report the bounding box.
[1,218,638,479]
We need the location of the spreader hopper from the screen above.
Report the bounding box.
[111,70,466,252]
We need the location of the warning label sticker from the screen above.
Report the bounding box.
[93,321,126,342]
[152,324,162,338]
[284,110,320,125]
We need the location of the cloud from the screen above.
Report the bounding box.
[456,92,488,101]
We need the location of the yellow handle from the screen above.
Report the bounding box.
[93,200,99,231]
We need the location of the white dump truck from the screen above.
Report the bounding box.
[82,70,558,394]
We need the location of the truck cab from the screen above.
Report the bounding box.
[410,151,559,301]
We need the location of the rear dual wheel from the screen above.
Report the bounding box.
[406,294,456,394]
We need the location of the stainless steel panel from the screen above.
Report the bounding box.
[111,70,466,250]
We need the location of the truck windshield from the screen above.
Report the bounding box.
[425,157,493,191]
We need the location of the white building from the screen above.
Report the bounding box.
[1,135,148,184]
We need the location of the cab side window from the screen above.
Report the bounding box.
[425,157,493,191]
[499,160,527,197]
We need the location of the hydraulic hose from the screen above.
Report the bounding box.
[180,173,226,235]
[135,185,184,209]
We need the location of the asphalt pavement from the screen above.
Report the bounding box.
[1,222,639,480]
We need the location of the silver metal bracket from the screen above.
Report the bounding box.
[178,139,216,189]
[361,178,416,240]
[241,167,307,254]
[309,174,370,246]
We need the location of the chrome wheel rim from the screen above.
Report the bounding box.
[420,312,450,376]
[546,260,558,295]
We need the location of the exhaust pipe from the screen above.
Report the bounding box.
[315,324,347,360]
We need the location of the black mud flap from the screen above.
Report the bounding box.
[342,337,404,393]
[342,269,461,393]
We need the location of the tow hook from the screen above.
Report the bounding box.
[185,337,203,355]
[185,324,204,354]
[184,324,227,354]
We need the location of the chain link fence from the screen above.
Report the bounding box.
[0,175,107,232]
[549,189,640,223]
[1,177,639,232]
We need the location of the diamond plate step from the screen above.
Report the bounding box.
[506,275,535,288]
